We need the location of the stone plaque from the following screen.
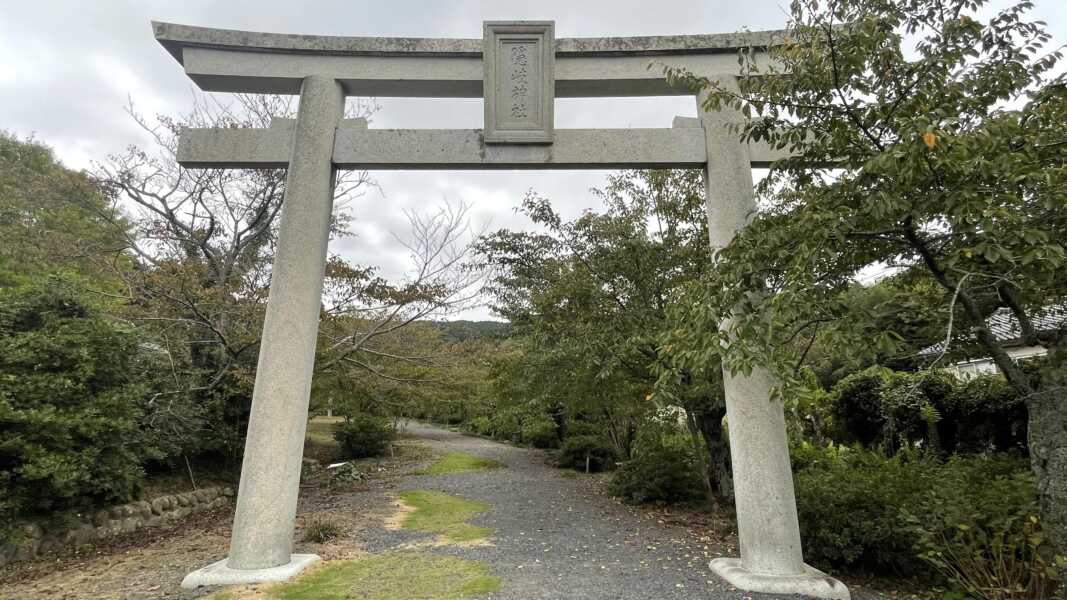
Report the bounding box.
[483,21,554,144]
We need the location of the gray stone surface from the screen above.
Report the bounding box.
[180,554,321,590]
[0,487,232,567]
[698,77,848,597]
[177,124,791,170]
[483,22,554,144]
[711,558,852,600]
[223,74,344,572]
[153,21,786,62]
[155,21,782,97]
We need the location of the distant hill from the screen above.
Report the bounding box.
[434,320,511,342]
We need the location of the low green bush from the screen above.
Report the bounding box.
[565,420,607,438]
[903,455,1060,600]
[792,444,1057,593]
[829,366,888,447]
[947,374,1027,453]
[489,408,523,442]
[0,278,152,533]
[521,417,559,448]
[609,432,703,504]
[794,447,935,572]
[828,367,1027,456]
[463,416,493,437]
[333,415,395,459]
[557,435,617,472]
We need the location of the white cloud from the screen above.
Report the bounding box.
[1,0,1063,321]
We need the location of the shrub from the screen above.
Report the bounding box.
[829,367,1028,456]
[333,415,395,459]
[947,374,1027,453]
[794,448,937,572]
[557,435,617,472]
[463,416,493,437]
[521,417,559,448]
[609,432,703,504]
[881,369,955,451]
[792,444,1057,590]
[829,366,889,446]
[903,455,1060,600]
[489,408,523,442]
[0,278,151,532]
[566,420,607,438]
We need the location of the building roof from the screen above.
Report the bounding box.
[920,302,1067,357]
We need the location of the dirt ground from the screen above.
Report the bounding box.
[0,422,917,600]
[0,429,428,600]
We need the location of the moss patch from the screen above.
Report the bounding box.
[269,552,500,600]
[397,490,492,542]
[417,452,503,475]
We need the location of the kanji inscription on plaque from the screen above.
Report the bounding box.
[483,21,554,144]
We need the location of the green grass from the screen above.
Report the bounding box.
[417,452,503,475]
[398,489,492,542]
[270,551,500,600]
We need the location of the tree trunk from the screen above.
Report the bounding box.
[687,401,732,504]
[1028,382,1067,557]
[905,221,1066,555]
[684,409,717,508]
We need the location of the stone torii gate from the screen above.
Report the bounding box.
[152,20,849,599]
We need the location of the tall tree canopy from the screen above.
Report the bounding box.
[663,0,1067,552]
[478,170,734,502]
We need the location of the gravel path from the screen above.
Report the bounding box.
[363,421,812,600]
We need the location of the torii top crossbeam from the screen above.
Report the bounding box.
[153,21,781,97]
[153,21,790,170]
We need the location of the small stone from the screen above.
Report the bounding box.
[151,498,167,515]
[71,525,95,546]
[36,538,56,556]
[92,510,110,527]
[135,501,152,518]
[20,523,43,539]
[13,538,40,562]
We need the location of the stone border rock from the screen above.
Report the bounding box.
[0,486,234,567]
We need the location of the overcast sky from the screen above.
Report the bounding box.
[2,1,1064,320]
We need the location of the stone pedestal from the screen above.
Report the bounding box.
[181,74,343,585]
[711,558,851,600]
[698,79,849,600]
[181,555,321,589]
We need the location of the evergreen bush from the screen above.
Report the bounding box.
[521,417,559,448]
[557,435,617,472]
[609,432,703,504]
[0,278,151,532]
[333,414,395,459]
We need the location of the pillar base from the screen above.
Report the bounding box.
[180,554,321,589]
[710,558,850,600]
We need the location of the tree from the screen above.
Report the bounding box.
[663,0,1067,551]
[477,170,735,503]
[93,95,484,461]
[0,132,129,287]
